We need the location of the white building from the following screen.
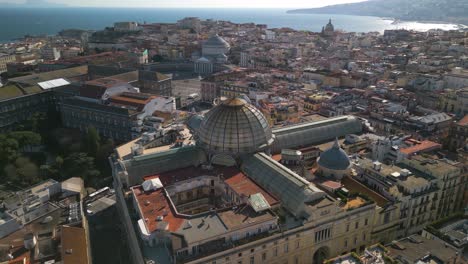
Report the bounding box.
[114,22,139,31]
[444,67,468,89]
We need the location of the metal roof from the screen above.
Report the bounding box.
[242,153,325,217]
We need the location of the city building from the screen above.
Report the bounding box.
[194,34,230,75]
[138,70,172,96]
[0,178,91,264]
[0,53,16,73]
[114,21,139,31]
[110,98,387,264]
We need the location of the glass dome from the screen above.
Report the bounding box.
[197,98,274,156]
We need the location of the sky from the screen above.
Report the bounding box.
[0,0,367,8]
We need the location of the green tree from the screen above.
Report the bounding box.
[8,131,41,149]
[84,126,101,157]
[63,153,100,182]
[4,157,40,186]
[0,134,19,169]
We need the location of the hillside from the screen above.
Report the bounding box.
[288,0,468,25]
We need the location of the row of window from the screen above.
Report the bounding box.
[345,218,369,232]
[344,233,366,248]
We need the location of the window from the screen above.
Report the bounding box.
[296,240,300,249]
[250,256,254,264]
[295,256,299,264]
[355,222,359,229]
[238,253,242,257]
[363,233,366,241]
[344,239,348,247]
[250,249,254,253]
[262,252,266,261]
[273,247,278,257]
[365,218,368,226]
[346,224,350,232]
[284,243,289,253]
[384,212,391,224]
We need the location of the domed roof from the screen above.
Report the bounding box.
[317,139,350,171]
[204,34,230,48]
[325,19,334,32]
[197,98,273,155]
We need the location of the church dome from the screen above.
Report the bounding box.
[324,19,334,33]
[317,139,350,171]
[204,34,230,49]
[197,98,273,156]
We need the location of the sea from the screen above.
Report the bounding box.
[0,7,465,42]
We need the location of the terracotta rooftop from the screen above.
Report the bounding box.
[110,93,156,110]
[224,170,279,206]
[61,226,89,264]
[458,114,468,126]
[400,140,442,155]
[132,186,184,233]
[138,166,278,235]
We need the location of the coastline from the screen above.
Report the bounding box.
[382,17,467,30]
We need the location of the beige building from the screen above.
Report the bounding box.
[401,155,465,219]
[0,53,16,73]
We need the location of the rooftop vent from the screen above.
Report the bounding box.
[373,161,382,171]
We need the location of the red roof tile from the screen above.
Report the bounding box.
[224,171,278,206]
[400,140,442,155]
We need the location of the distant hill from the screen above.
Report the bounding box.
[3,0,68,8]
[288,0,468,25]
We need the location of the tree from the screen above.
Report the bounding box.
[0,134,19,169]
[83,126,101,157]
[63,153,100,182]
[8,131,41,150]
[4,157,40,186]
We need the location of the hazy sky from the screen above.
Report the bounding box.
[1,0,367,8]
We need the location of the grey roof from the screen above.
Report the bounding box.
[387,234,461,263]
[409,113,452,124]
[271,115,362,153]
[197,98,273,156]
[176,214,228,245]
[186,114,204,131]
[124,146,207,186]
[317,139,351,171]
[241,153,325,217]
[204,34,230,48]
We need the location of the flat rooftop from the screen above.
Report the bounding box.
[115,127,194,160]
[132,186,184,233]
[218,206,276,231]
[175,214,228,245]
[341,176,389,207]
[61,225,89,264]
[400,140,441,155]
[387,234,461,263]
